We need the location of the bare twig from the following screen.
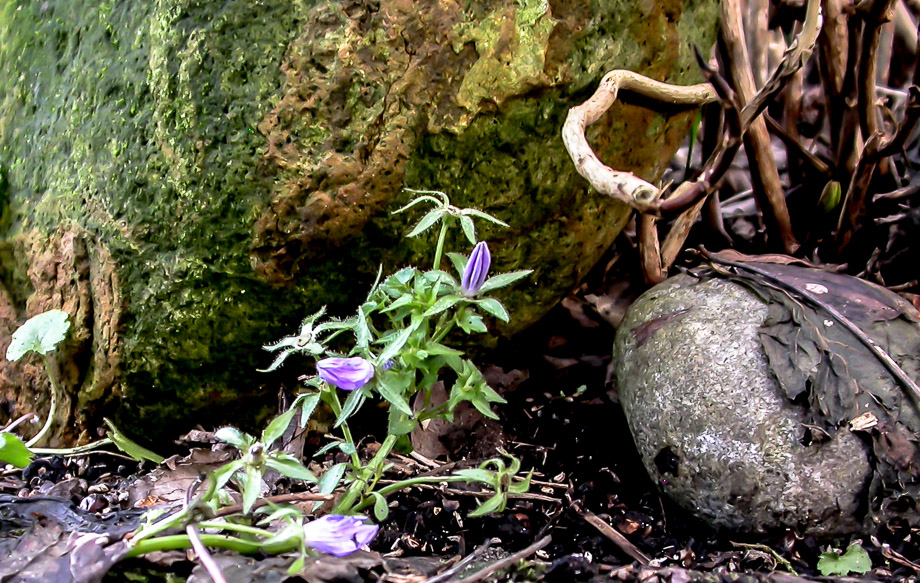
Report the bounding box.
[422,539,497,583]
[562,70,717,211]
[455,535,552,583]
[577,507,651,565]
[721,0,800,253]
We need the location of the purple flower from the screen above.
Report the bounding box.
[461,241,491,296]
[303,515,379,556]
[316,357,375,391]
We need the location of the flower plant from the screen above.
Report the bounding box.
[120,189,533,574]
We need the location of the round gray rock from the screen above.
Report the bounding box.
[614,274,872,535]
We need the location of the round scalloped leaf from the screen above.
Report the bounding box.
[6,310,71,362]
[0,433,34,468]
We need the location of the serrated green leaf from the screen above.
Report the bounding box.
[470,397,500,420]
[376,370,414,417]
[387,409,417,436]
[210,459,245,492]
[467,493,506,517]
[214,426,251,450]
[459,215,476,244]
[446,252,467,277]
[380,293,415,314]
[453,468,496,485]
[423,295,461,318]
[477,270,533,294]
[371,492,389,521]
[462,208,509,227]
[6,310,71,361]
[378,325,415,364]
[298,393,321,428]
[406,208,445,237]
[104,419,165,464]
[0,433,33,468]
[817,544,871,576]
[457,310,488,335]
[334,389,366,428]
[241,465,263,514]
[266,453,317,482]
[317,462,347,495]
[475,298,509,322]
[261,407,297,447]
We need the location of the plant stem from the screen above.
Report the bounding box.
[30,437,114,456]
[126,533,273,558]
[432,220,450,271]
[333,434,399,514]
[197,521,274,538]
[351,475,473,512]
[327,389,362,468]
[26,355,60,448]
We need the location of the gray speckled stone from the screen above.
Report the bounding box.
[614,274,872,535]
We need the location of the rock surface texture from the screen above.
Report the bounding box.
[614,274,875,536]
[0,0,719,443]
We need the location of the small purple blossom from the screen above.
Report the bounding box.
[303,515,379,556]
[316,357,375,391]
[461,241,491,296]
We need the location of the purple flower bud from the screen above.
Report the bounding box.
[461,241,491,296]
[316,357,375,391]
[303,515,378,556]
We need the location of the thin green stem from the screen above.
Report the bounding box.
[327,389,361,468]
[30,437,114,456]
[126,533,273,558]
[352,475,473,512]
[26,355,60,447]
[333,434,399,515]
[130,507,192,544]
[430,313,455,344]
[197,521,274,539]
[432,220,450,271]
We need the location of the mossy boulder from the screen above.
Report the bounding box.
[0,0,719,444]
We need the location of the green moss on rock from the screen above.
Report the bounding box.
[1,0,719,443]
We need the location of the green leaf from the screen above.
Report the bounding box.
[211,459,245,492]
[446,252,467,277]
[462,208,509,227]
[818,180,842,213]
[387,409,417,436]
[241,465,263,514]
[214,426,251,450]
[6,310,71,361]
[376,370,414,417]
[470,396,500,420]
[297,393,322,428]
[371,492,389,521]
[817,544,871,576]
[378,325,415,366]
[457,309,488,335]
[334,388,366,428]
[266,453,317,482]
[104,419,165,464]
[459,215,476,245]
[317,462,347,495]
[477,270,533,294]
[474,298,509,322]
[467,493,506,517]
[406,208,444,238]
[423,295,461,318]
[452,468,495,484]
[0,433,34,468]
[261,407,297,447]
